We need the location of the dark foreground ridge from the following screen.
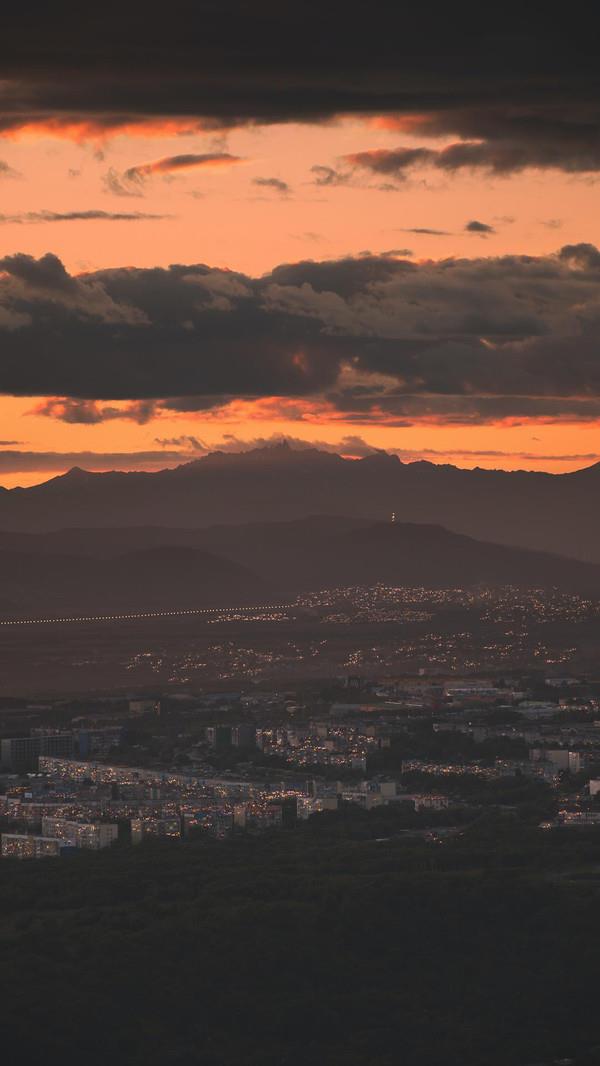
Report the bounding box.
[2,811,600,1066]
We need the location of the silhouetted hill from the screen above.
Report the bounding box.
[0,545,268,616]
[0,515,365,562]
[321,521,600,591]
[1,516,599,617]
[203,517,600,594]
[1,445,599,561]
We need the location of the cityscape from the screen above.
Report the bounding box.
[4,661,600,864]
[2,6,600,1065]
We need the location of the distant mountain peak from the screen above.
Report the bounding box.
[38,466,96,488]
[196,442,345,467]
[358,450,401,467]
[63,466,91,478]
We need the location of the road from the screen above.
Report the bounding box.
[0,603,295,628]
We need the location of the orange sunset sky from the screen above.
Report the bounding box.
[1,114,600,486]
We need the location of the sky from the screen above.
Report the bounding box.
[1,6,600,486]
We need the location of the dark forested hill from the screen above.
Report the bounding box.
[0,545,269,615]
[1,515,600,616]
[1,814,600,1066]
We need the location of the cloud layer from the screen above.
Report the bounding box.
[2,245,600,425]
[0,449,188,474]
[344,117,600,180]
[4,434,597,480]
[0,7,598,181]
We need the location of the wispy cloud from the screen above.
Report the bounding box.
[252,176,290,195]
[0,449,190,474]
[0,209,170,224]
[398,227,452,236]
[104,153,243,196]
[310,165,351,187]
[0,160,21,179]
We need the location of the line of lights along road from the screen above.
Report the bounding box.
[0,604,295,628]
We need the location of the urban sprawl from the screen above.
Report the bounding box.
[3,656,600,859]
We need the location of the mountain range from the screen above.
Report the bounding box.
[1,443,599,562]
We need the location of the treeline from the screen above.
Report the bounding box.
[1,810,600,1064]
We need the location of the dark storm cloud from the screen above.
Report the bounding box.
[0,7,596,168]
[406,108,600,175]
[346,147,435,179]
[558,243,600,270]
[4,245,600,424]
[268,255,410,296]
[33,398,157,424]
[0,9,594,127]
[324,390,600,426]
[0,8,597,177]
[0,253,345,398]
[343,100,600,179]
[0,252,75,291]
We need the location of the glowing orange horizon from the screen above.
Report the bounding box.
[0,115,599,487]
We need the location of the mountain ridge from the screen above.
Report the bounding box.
[1,446,599,561]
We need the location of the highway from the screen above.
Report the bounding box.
[0,604,295,628]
